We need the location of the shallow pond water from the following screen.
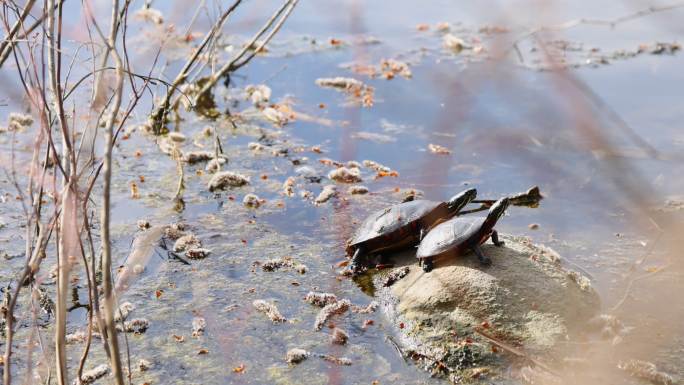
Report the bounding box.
[1,1,684,384]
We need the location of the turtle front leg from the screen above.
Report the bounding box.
[472,245,492,266]
[348,247,366,276]
[491,230,505,246]
[421,258,434,273]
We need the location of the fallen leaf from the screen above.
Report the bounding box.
[232,364,246,373]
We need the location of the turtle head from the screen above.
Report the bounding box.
[447,188,477,213]
[486,197,509,224]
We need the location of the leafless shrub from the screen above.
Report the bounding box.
[0,0,296,384]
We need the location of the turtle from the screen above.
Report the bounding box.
[346,188,477,275]
[416,197,510,272]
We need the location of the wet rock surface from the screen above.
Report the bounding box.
[374,235,600,382]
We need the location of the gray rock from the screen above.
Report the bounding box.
[375,235,600,382]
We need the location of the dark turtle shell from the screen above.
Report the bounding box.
[348,200,447,251]
[416,216,486,259]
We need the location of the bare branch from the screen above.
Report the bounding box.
[150,0,243,133]
[192,0,298,104]
[98,1,126,383]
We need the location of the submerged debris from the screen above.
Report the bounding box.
[383,266,410,287]
[164,222,186,239]
[317,354,352,366]
[328,167,362,183]
[346,58,412,80]
[362,159,390,172]
[185,248,211,260]
[261,258,292,271]
[174,234,201,252]
[1,113,33,132]
[428,143,451,154]
[66,330,102,344]
[263,107,290,126]
[205,157,227,173]
[208,171,250,191]
[183,151,214,164]
[158,138,177,156]
[344,160,360,168]
[330,328,349,345]
[319,158,344,167]
[192,317,206,337]
[314,299,351,330]
[304,292,338,307]
[137,219,151,230]
[114,302,135,322]
[260,256,307,273]
[642,42,680,55]
[315,185,337,204]
[282,177,296,197]
[443,34,471,52]
[245,84,272,106]
[253,300,287,323]
[248,142,266,152]
[315,77,374,107]
[618,360,674,385]
[243,193,262,208]
[286,348,310,364]
[118,318,150,334]
[168,132,186,143]
[380,58,412,79]
[315,77,364,90]
[65,331,86,345]
[73,364,109,385]
[351,301,378,314]
[351,131,396,143]
[296,166,322,183]
[138,359,152,372]
[349,185,369,195]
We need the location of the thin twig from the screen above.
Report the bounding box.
[192,0,298,104]
[611,230,666,312]
[511,2,684,47]
[473,328,560,376]
[0,0,36,63]
[150,0,243,133]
